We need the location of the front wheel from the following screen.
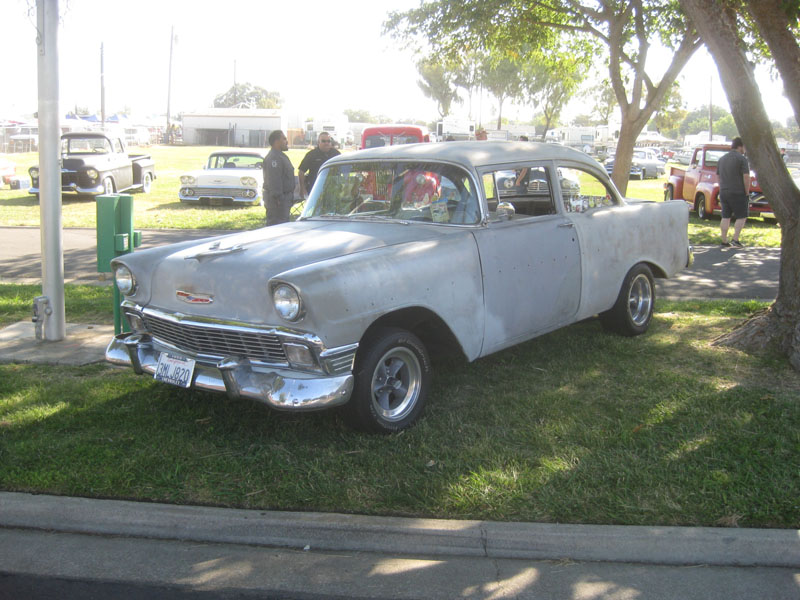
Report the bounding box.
[664,185,674,201]
[345,327,431,434]
[600,264,655,337]
[102,177,115,196]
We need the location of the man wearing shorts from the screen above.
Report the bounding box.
[716,137,750,248]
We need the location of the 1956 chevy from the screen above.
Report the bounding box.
[106,142,692,433]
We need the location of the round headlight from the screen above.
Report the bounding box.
[240,176,257,186]
[114,265,136,295]
[86,168,99,180]
[272,284,301,321]
[180,175,196,185]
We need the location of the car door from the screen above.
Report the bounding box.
[474,163,581,355]
[110,138,133,190]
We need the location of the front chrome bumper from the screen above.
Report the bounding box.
[106,332,354,411]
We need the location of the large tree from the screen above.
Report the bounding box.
[521,54,585,141]
[386,1,702,195]
[480,57,523,130]
[213,83,281,109]
[417,57,461,118]
[680,0,800,369]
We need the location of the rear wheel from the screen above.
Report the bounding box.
[141,172,152,193]
[600,264,655,337]
[344,327,431,434]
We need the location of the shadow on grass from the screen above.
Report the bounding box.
[1,311,798,528]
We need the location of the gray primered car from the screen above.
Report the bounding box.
[106,142,692,433]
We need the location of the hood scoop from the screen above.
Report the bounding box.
[184,240,246,261]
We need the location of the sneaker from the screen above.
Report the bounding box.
[730,239,744,248]
[720,241,731,247]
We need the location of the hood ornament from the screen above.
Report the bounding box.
[185,241,245,261]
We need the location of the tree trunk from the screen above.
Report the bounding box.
[681,0,800,370]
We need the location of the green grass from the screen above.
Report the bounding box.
[1,291,798,529]
[0,283,115,328]
[0,146,310,230]
[1,148,783,246]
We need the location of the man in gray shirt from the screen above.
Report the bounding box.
[263,130,295,226]
[716,136,750,248]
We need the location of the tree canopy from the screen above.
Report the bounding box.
[386,1,702,194]
[213,83,282,109]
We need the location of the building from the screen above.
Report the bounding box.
[181,108,288,147]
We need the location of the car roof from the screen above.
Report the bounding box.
[326,141,599,170]
[210,150,266,158]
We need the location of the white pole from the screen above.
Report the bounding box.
[37,0,65,341]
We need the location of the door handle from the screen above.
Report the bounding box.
[558,222,574,228]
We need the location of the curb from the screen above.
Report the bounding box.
[2,492,798,568]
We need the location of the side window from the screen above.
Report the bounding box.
[558,167,618,214]
[483,166,556,218]
[113,139,123,154]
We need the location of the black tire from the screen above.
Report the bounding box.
[141,172,152,193]
[600,264,655,337]
[102,177,115,196]
[345,327,431,434]
[664,185,674,201]
[640,169,647,180]
[696,195,709,219]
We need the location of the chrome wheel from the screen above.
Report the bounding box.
[627,273,653,327]
[370,347,421,423]
[103,177,115,195]
[142,172,152,193]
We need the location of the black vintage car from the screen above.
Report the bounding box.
[29,132,156,197]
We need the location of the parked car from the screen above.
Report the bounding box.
[664,144,771,220]
[605,148,666,180]
[28,132,155,197]
[106,142,692,434]
[361,124,430,149]
[674,149,693,165]
[178,151,266,206]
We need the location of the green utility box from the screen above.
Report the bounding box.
[97,194,142,334]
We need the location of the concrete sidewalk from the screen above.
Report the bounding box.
[2,492,798,599]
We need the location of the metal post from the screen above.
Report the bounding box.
[37,0,65,341]
[100,42,106,130]
[166,25,174,143]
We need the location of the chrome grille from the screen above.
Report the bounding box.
[142,313,287,363]
[192,187,248,198]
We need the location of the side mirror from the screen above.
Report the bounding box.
[496,201,516,221]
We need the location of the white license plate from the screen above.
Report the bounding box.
[154,352,196,388]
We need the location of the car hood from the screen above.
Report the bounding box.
[186,168,262,186]
[140,220,454,322]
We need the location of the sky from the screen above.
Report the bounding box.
[1,0,795,129]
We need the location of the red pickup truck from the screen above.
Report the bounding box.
[664,144,771,219]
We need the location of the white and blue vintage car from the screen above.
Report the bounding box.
[107,142,692,433]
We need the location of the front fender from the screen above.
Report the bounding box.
[274,231,485,360]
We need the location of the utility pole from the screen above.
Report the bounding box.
[36,0,65,341]
[166,25,174,143]
[100,42,106,130]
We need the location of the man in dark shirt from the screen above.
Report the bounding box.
[297,133,341,199]
[263,130,295,226]
[716,136,750,248]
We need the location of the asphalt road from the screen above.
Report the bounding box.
[0,226,780,301]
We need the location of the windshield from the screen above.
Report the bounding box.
[302,161,481,225]
[207,154,263,169]
[63,137,111,154]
